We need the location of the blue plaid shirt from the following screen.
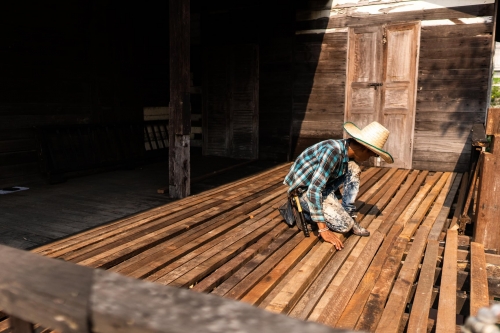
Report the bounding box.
[284,139,349,223]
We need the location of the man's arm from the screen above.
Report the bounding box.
[305,146,345,250]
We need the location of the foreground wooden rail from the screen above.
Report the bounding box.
[0,245,354,333]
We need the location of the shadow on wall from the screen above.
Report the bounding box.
[290,0,346,158]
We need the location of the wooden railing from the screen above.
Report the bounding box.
[0,245,352,333]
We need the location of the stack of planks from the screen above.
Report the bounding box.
[25,163,466,332]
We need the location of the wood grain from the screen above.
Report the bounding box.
[470,242,489,316]
[435,229,458,333]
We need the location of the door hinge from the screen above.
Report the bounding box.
[382,27,387,44]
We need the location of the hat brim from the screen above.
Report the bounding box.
[343,122,394,164]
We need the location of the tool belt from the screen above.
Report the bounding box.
[278,190,310,237]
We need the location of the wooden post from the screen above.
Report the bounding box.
[474,152,500,252]
[169,0,191,199]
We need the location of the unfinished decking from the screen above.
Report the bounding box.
[10,162,488,332]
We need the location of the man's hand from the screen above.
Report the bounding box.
[319,230,344,250]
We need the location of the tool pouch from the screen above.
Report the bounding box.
[278,198,297,227]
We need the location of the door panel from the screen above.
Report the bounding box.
[346,26,383,130]
[345,23,419,169]
[381,23,420,169]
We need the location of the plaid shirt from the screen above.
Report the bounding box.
[284,139,349,223]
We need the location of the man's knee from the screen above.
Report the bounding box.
[348,161,361,178]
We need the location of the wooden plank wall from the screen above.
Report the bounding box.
[290,31,347,158]
[292,0,494,169]
[0,1,144,188]
[413,18,493,172]
[258,1,295,161]
[0,2,91,187]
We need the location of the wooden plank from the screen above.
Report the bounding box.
[470,242,489,316]
[166,216,284,288]
[475,152,500,253]
[448,172,469,230]
[90,269,350,333]
[356,170,411,226]
[399,172,451,240]
[407,240,440,333]
[428,174,463,240]
[67,180,286,267]
[316,231,385,326]
[9,317,34,333]
[266,218,383,315]
[354,173,443,331]
[377,174,457,332]
[112,193,286,279]
[0,245,92,333]
[33,163,291,256]
[308,220,384,322]
[378,170,428,234]
[215,232,305,299]
[191,223,293,293]
[326,4,494,29]
[354,237,408,332]
[264,242,335,314]
[486,107,500,135]
[147,210,283,285]
[375,226,431,333]
[336,171,426,329]
[436,229,458,333]
[288,234,363,320]
[239,236,318,306]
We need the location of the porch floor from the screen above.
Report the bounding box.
[0,155,279,249]
[19,163,476,332]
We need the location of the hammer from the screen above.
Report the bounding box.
[292,196,310,237]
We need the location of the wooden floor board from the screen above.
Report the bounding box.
[8,163,465,333]
[436,229,458,333]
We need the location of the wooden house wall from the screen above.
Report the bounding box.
[0,2,91,187]
[199,1,295,161]
[0,1,143,188]
[290,0,495,171]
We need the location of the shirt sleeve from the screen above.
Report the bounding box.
[305,147,338,223]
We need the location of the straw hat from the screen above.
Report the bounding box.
[343,121,394,164]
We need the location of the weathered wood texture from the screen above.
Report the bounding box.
[290,32,347,158]
[169,0,191,199]
[475,152,500,252]
[203,45,259,160]
[470,242,489,316]
[23,165,463,332]
[436,229,458,333]
[0,245,352,333]
[413,20,493,172]
[292,2,493,171]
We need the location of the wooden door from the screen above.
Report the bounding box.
[345,26,384,131]
[345,23,420,169]
[203,45,259,159]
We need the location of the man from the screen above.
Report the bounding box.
[284,121,394,250]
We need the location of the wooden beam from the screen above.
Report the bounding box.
[169,0,191,199]
[470,242,490,316]
[9,317,34,333]
[407,240,440,333]
[436,229,458,333]
[0,244,354,333]
[475,152,500,252]
[486,107,500,135]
